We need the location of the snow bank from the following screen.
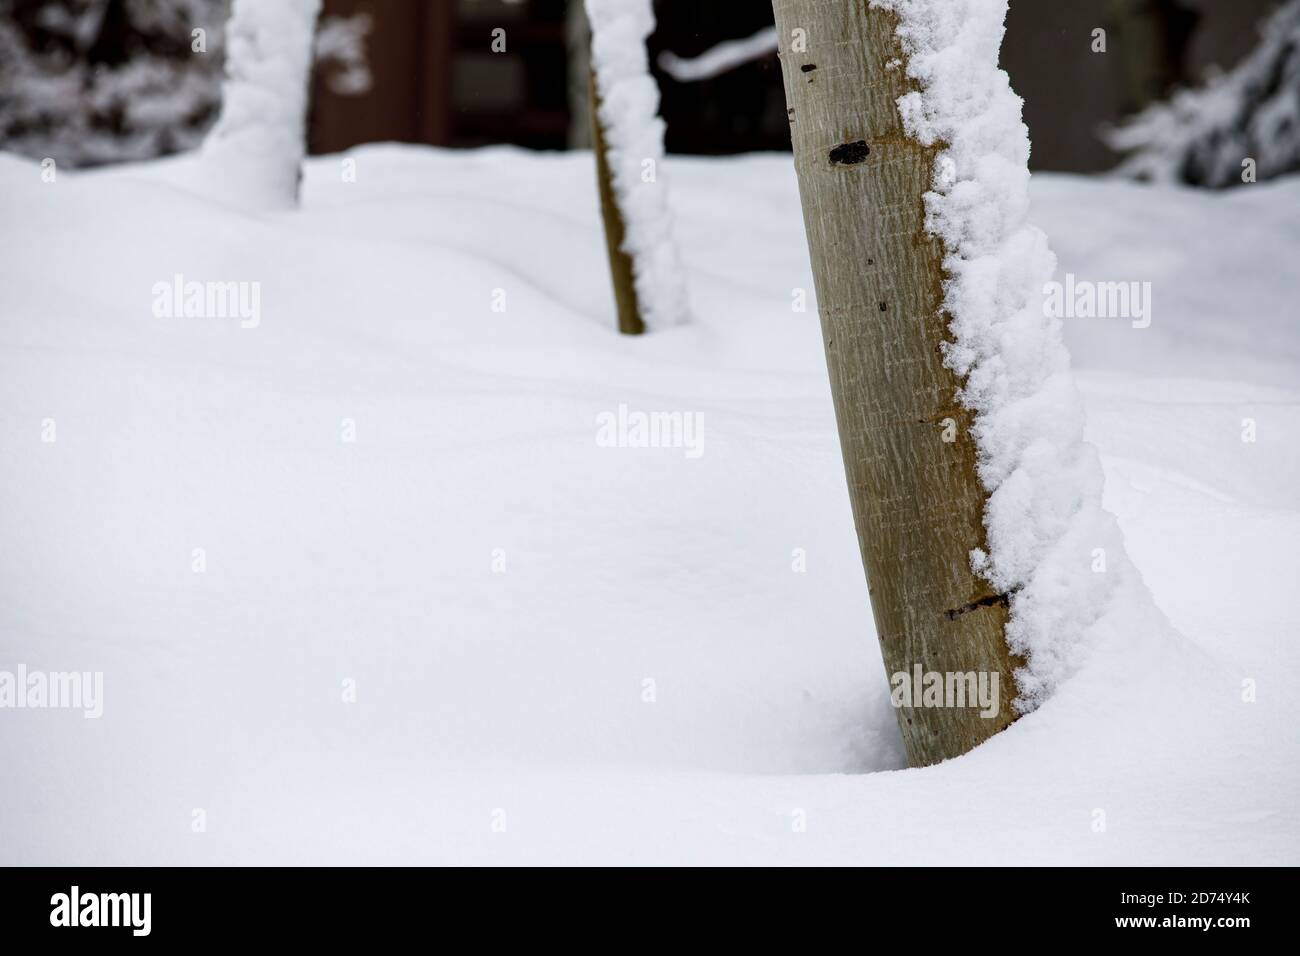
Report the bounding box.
[200,0,321,209]
[1,144,1297,864]
[872,0,1138,708]
[586,0,689,330]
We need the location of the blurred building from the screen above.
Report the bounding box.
[1002,0,1281,171]
[310,0,571,154]
[0,0,1285,172]
[311,0,1282,172]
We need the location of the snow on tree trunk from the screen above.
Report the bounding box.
[201,0,322,209]
[590,71,641,335]
[1109,0,1300,188]
[585,0,688,334]
[773,0,1130,766]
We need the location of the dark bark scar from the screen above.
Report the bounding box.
[829,140,870,166]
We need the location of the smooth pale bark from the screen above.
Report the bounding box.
[589,71,643,335]
[771,0,1019,766]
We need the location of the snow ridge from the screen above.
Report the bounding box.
[872,0,1134,709]
[586,0,689,330]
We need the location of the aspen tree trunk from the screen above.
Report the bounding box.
[590,71,644,335]
[771,0,1020,766]
[586,0,688,335]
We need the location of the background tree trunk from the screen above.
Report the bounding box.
[1109,0,1200,113]
[567,0,594,150]
[589,70,644,335]
[585,0,688,335]
[202,0,322,210]
[771,0,1020,766]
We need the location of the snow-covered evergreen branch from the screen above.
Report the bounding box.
[1108,0,1300,187]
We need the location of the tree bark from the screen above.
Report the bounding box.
[771,0,1020,766]
[590,70,644,335]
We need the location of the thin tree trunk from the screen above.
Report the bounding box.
[590,70,644,335]
[202,0,322,209]
[567,0,594,149]
[771,0,1020,766]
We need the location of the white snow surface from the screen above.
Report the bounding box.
[0,144,1297,864]
[585,0,689,330]
[875,0,1130,708]
[198,0,322,209]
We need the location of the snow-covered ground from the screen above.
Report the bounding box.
[1,145,1296,864]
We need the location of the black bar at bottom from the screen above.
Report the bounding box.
[0,867,1285,941]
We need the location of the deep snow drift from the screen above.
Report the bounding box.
[0,145,1296,864]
